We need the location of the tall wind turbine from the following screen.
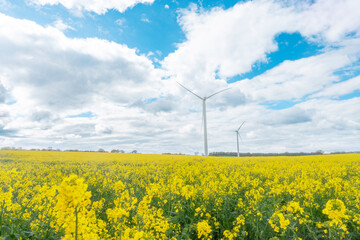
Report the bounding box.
[177,82,229,157]
[235,122,245,157]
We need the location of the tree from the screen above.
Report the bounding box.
[315,150,324,155]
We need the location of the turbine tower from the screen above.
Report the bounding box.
[177,82,229,157]
[235,122,245,157]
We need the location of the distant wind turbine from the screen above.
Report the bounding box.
[177,81,229,157]
[235,121,245,157]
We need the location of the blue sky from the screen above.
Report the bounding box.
[0,0,359,153]
[2,0,244,58]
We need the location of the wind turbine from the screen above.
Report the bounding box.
[177,81,229,157]
[235,122,245,157]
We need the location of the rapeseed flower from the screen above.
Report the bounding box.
[197,220,212,239]
[322,199,348,226]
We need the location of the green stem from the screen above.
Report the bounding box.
[75,208,79,240]
[0,200,5,225]
[304,221,317,240]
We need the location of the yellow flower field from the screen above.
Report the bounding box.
[0,150,360,239]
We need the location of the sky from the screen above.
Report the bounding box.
[0,0,359,154]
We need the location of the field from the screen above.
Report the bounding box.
[0,151,360,240]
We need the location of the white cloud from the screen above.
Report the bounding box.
[298,0,360,43]
[141,14,151,23]
[95,123,113,134]
[52,19,75,31]
[64,133,82,139]
[30,0,155,15]
[313,75,360,98]
[115,18,126,26]
[163,0,298,93]
[0,13,169,150]
[0,82,6,103]
[0,13,162,110]
[163,0,360,92]
[235,46,359,102]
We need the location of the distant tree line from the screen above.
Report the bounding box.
[329,151,360,155]
[209,150,360,157]
[1,146,359,156]
[0,147,139,154]
[210,150,326,157]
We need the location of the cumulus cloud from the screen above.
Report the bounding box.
[0,109,16,136]
[30,0,155,15]
[213,87,248,108]
[30,110,55,122]
[52,19,75,31]
[236,46,359,102]
[0,82,6,103]
[313,75,360,98]
[297,0,360,43]
[115,18,126,26]
[0,13,162,112]
[95,123,113,134]
[131,96,177,113]
[163,0,297,94]
[0,110,10,126]
[261,107,313,126]
[163,0,360,91]
[0,13,166,149]
[140,14,151,23]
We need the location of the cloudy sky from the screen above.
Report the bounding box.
[0,0,359,154]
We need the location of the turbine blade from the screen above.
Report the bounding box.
[206,88,230,99]
[177,81,203,100]
[237,121,245,131]
[238,133,243,143]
